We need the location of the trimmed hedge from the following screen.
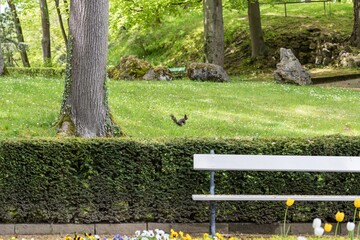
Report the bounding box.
[6,67,65,78]
[0,136,360,224]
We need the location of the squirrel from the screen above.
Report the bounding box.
[170,114,188,126]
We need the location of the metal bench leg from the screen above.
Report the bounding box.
[210,150,216,236]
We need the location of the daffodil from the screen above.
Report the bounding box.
[179,231,184,239]
[324,223,332,232]
[335,211,345,236]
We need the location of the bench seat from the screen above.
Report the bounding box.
[192,194,360,201]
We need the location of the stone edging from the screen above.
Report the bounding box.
[0,223,350,236]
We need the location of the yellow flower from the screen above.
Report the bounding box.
[179,231,184,238]
[215,233,223,240]
[324,223,332,232]
[63,236,72,240]
[203,233,209,239]
[171,231,178,239]
[185,234,192,240]
[229,238,236,240]
[355,199,360,208]
[335,211,345,222]
[286,198,295,207]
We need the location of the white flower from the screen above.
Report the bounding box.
[312,218,322,229]
[141,237,149,240]
[157,230,165,237]
[123,236,130,240]
[297,236,307,240]
[135,231,141,237]
[314,227,324,236]
[95,235,100,240]
[141,231,149,237]
[156,234,162,240]
[148,230,155,238]
[163,234,169,240]
[347,222,356,231]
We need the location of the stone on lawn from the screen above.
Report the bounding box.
[187,62,230,82]
[273,48,312,85]
[143,66,173,80]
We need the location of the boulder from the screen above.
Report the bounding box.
[143,66,173,80]
[338,51,360,68]
[187,62,230,82]
[274,48,312,85]
[108,55,151,80]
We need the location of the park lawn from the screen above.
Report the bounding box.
[0,75,359,139]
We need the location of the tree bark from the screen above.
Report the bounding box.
[54,0,68,46]
[39,0,51,66]
[203,0,224,67]
[7,0,31,67]
[351,0,360,47]
[58,0,119,137]
[248,0,266,59]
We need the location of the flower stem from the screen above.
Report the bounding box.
[354,208,358,223]
[283,206,288,237]
[335,222,339,237]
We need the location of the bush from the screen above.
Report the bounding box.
[0,136,359,224]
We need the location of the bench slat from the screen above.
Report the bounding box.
[194,154,360,172]
[192,194,360,201]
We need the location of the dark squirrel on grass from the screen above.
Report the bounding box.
[170,114,188,126]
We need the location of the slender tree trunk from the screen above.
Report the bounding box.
[248,0,266,59]
[7,0,31,67]
[57,0,119,137]
[55,0,68,46]
[351,0,360,47]
[39,0,51,66]
[203,0,224,67]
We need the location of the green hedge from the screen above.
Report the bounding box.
[6,67,65,78]
[0,136,360,224]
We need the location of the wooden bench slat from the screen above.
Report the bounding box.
[192,194,360,201]
[193,154,360,172]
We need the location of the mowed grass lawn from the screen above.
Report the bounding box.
[0,75,359,139]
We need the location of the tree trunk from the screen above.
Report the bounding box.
[248,0,266,59]
[54,0,68,46]
[57,0,119,137]
[7,0,31,67]
[351,0,360,47]
[203,0,224,67]
[39,0,51,66]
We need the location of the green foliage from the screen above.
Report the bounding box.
[0,136,360,223]
[108,55,151,80]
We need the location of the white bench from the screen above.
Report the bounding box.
[192,152,360,235]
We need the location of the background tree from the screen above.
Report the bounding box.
[39,0,51,65]
[6,0,30,67]
[203,0,224,66]
[57,0,119,137]
[351,0,360,47]
[54,0,67,47]
[248,0,266,58]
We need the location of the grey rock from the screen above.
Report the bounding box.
[187,62,230,82]
[274,48,312,85]
[143,67,173,81]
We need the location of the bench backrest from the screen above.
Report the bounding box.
[193,154,360,172]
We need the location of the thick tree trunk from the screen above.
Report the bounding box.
[58,0,119,137]
[203,0,224,67]
[7,0,31,67]
[248,0,266,59]
[39,0,52,66]
[351,0,360,47]
[55,0,68,46]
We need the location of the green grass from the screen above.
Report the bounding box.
[0,75,359,139]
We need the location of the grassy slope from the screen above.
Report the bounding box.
[108,2,354,70]
[0,75,359,139]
